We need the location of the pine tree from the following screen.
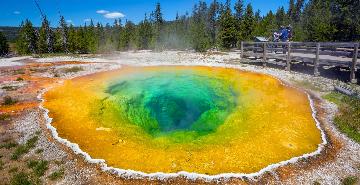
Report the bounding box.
[253,11,277,38]
[53,30,63,53]
[288,0,296,22]
[302,0,336,41]
[190,4,211,52]
[242,4,256,40]
[87,20,98,53]
[234,0,244,21]
[217,2,237,49]
[16,20,37,54]
[275,6,288,28]
[152,2,164,49]
[294,0,305,22]
[67,24,77,53]
[59,16,69,53]
[332,0,360,41]
[37,17,54,53]
[119,20,136,50]
[138,14,153,49]
[208,0,219,45]
[0,31,9,56]
[77,26,88,53]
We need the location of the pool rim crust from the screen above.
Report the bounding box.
[38,66,328,181]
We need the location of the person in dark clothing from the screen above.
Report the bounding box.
[279,26,289,42]
[287,25,293,41]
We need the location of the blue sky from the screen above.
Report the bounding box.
[1,0,289,27]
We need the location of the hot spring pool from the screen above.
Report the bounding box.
[44,66,322,176]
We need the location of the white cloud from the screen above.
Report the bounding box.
[84,18,92,22]
[13,11,21,15]
[96,10,109,14]
[103,12,125,19]
[66,20,75,26]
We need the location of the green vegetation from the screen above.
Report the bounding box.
[12,1,359,54]
[11,136,39,160]
[27,160,48,177]
[16,77,24,81]
[341,176,358,185]
[0,160,4,170]
[2,86,18,91]
[0,142,17,149]
[9,167,19,173]
[293,80,323,92]
[13,69,25,75]
[35,149,43,154]
[323,92,360,143]
[0,31,9,56]
[3,96,17,106]
[0,113,11,121]
[48,168,65,181]
[10,172,32,185]
[62,66,84,73]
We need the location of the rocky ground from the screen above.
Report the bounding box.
[0,50,359,185]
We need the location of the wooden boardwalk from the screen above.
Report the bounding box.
[240,42,359,83]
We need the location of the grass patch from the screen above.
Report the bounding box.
[342,176,358,185]
[0,142,17,149]
[62,66,83,73]
[10,172,32,185]
[3,96,17,106]
[293,80,322,92]
[16,77,24,81]
[54,160,64,166]
[48,168,64,181]
[323,92,360,143]
[35,149,43,154]
[13,69,25,75]
[29,68,47,73]
[0,113,11,121]
[11,136,39,160]
[0,160,4,170]
[27,160,48,177]
[2,86,18,91]
[9,167,18,173]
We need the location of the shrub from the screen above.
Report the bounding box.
[11,136,38,160]
[0,113,11,121]
[62,66,83,73]
[10,172,32,185]
[0,142,17,149]
[342,176,358,185]
[27,160,48,177]
[3,96,17,105]
[16,77,24,81]
[48,168,65,181]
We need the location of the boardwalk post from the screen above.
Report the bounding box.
[240,41,244,59]
[350,43,359,84]
[286,42,291,71]
[314,43,320,76]
[263,43,267,67]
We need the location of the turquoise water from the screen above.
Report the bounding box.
[106,71,238,137]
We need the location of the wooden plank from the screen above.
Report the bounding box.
[350,43,359,83]
[240,41,244,59]
[263,43,267,67]
[286,42,291,71]
[314,43,320,76]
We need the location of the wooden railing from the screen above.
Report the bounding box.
[240,42,359,83]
